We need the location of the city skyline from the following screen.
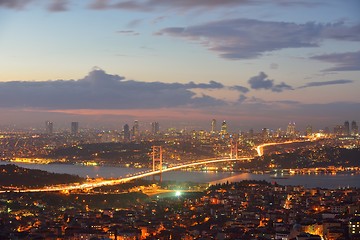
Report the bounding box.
[0,0,359,129]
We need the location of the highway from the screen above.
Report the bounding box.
[255,139,310,156]
[1,139,312,193]
[0,157,251,193]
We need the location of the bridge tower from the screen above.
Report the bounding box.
[152,146,163,182]
[230,140,238,159]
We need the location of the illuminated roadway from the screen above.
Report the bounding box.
[1,139,314,193]
[0,157,251,193]
[255,139,311,156]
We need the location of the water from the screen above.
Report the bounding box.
[1,162,360,189]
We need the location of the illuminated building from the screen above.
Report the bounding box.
[221,120,227,134]
[71,122,79,135]
[262,128,270,139]
[151,122,159,135]
[286,122,296,136]
[211,119,216,133]
[123,124,130,142]
[334,125,344,136]
[132,120,139,139]
[45,121,53,134]
[344,121,350,136]
[351,121,358,136]
[349,216,360,238]
[306,125,312,136]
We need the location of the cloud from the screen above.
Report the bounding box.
[88,0,320,12]
[230,85,249,93]
[116,30,140,36]
[127,19,143,28]
[311,51,360,71]
[298,79,354,89]
[47,0,69,12]
[247,72,293,92]
[0,68,226,110]
[0,0,33,9]
[157,19,360,60]
[248,72,273,90]
[88,0,251,11]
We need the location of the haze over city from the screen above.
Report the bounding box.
[0,0,359,130]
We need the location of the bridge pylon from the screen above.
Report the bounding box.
[152,146,163,182]
[230,140,238,159]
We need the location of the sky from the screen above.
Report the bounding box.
[0,0,359,132]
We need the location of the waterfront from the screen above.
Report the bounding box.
[1,162,360,189]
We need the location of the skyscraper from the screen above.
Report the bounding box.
[211,119,216,133]
[45,121,53,134]
[71,122,79,135]
[286,122,296,136]
[151,122,160,135]
[221,120,227,134]
[123,124,130,142]
[306,125,312,136]
[132,120,139,139]
[344,121,350,136]
[351,121,358,136]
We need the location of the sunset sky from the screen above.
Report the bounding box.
[0,0,359,131]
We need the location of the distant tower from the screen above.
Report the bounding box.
[306,125,312,136]
[71,122,79,135]
[262,128,270,139]
[286,122,296,136]
[151,122,160,135]
[334,125,344,136]
[132,120,139,139]
[344,121,350,136]
[211,119,216,133]
[351,121,358,136]
[45,121,53,134]
[123,124,130,142]
[221,120,227,134]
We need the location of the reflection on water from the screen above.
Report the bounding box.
[1,162,360,189]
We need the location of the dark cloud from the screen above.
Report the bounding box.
[272,82,293,92]
[298,79,354,89]
[47,0,69,12]
[230,85,249,93]
[311,51,360,71]
[247,72,293,92]
[0,0,33,9]
[248,72,274,90]
[0,69,226,110]
[157,19,360,60]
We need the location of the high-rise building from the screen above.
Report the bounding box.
[151,122,160,135]
[45,121,53,134]
[286,122,296,136]
[306,125,312,136]
[123,124,130,142]
[221,120,227,134]
[334,125,344,136]
[71,122,79,135]
[344,121,350,136]
[132,120,139,139]
[211,119,216,133]
[351,121,358,136]
[262,128,270,139]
